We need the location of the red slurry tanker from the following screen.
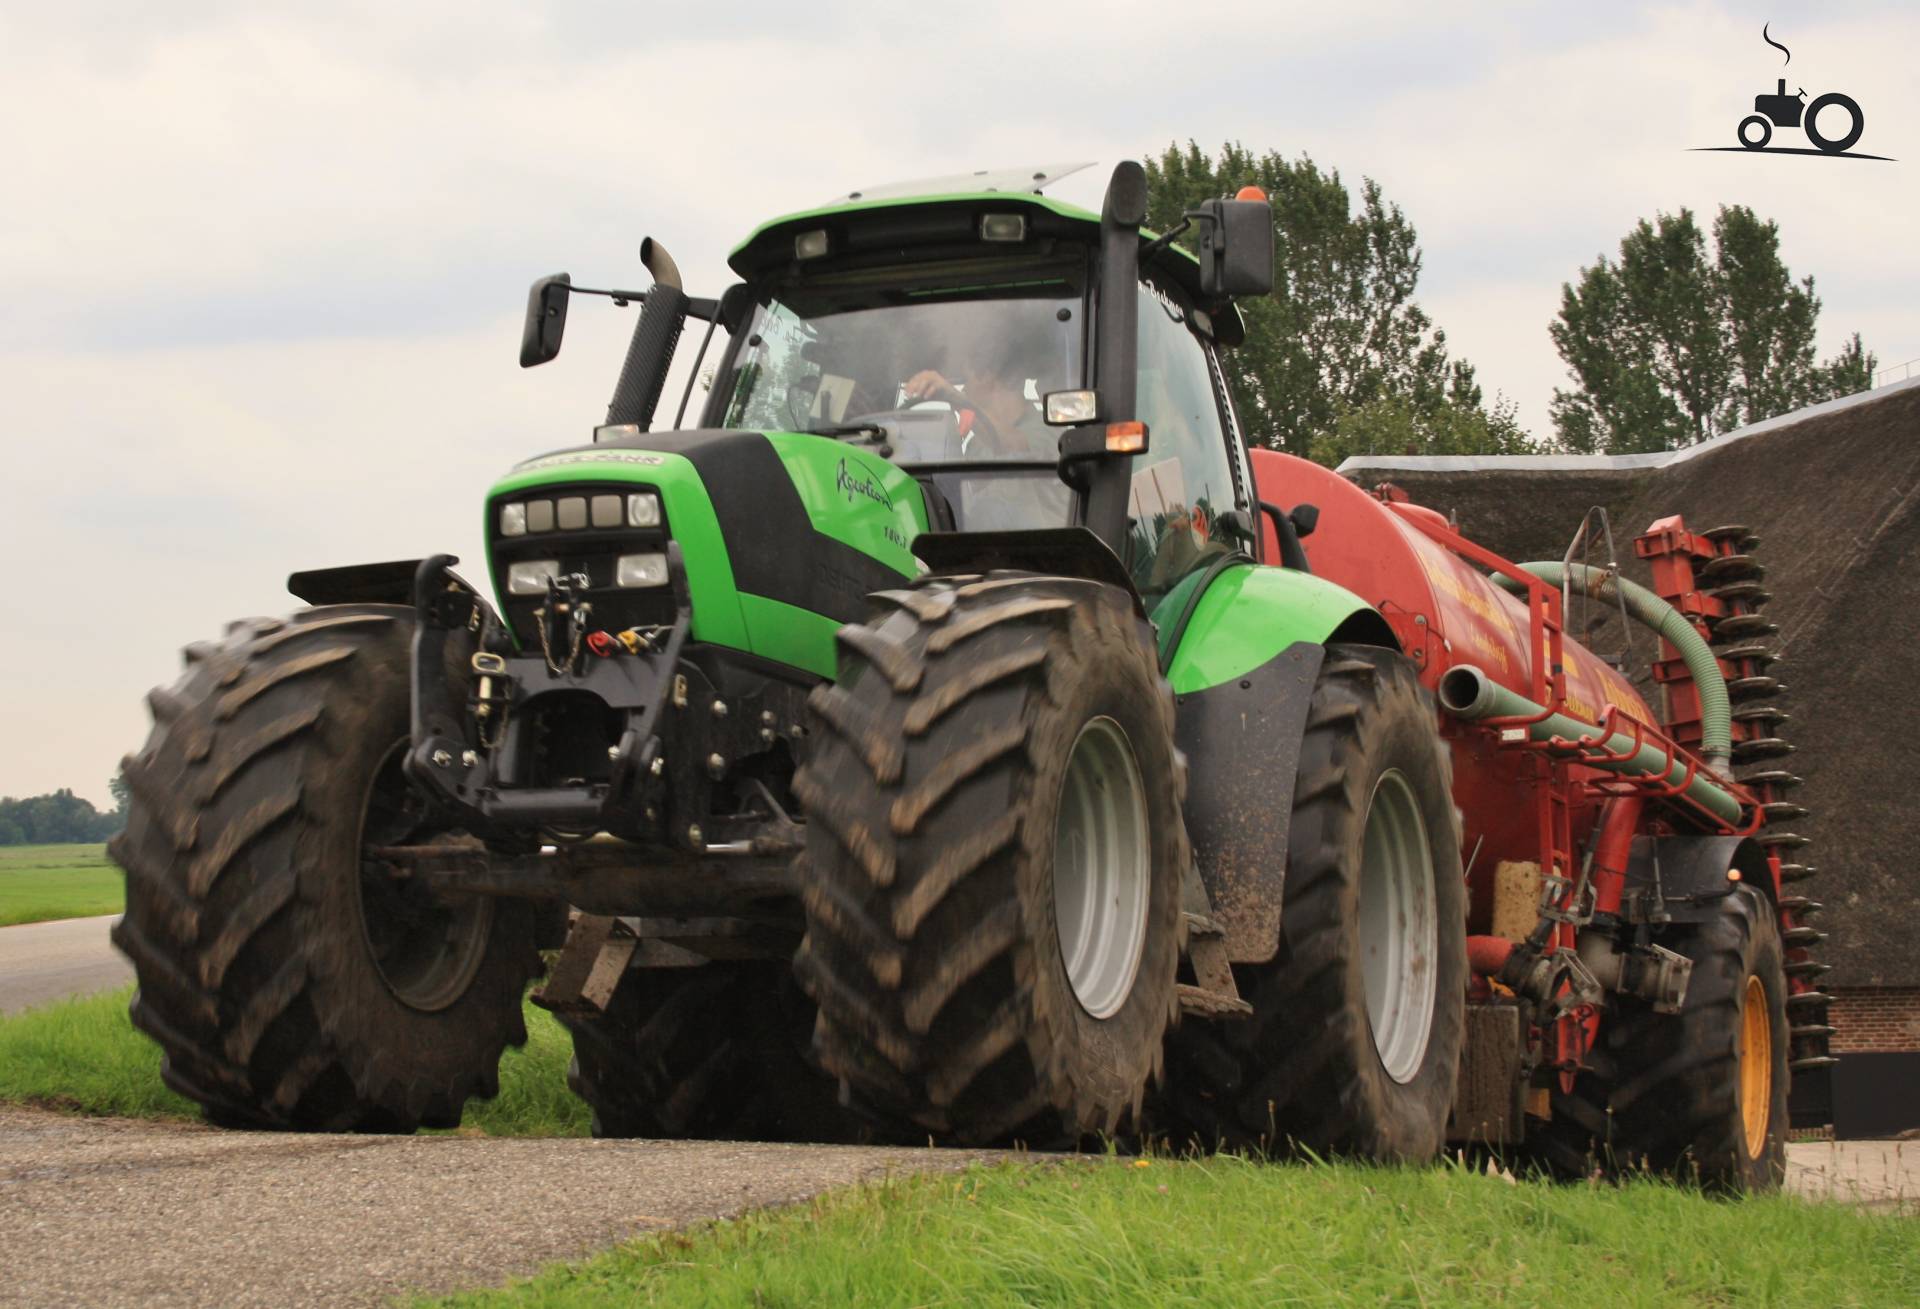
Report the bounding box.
[1180,450,1823,1188]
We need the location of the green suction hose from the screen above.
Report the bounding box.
[1490,562,1731,772]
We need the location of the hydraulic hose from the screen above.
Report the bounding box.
[1490,562,1731,772]
[1437,665,1742,827]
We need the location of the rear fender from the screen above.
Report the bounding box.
[1626,834,1775,924]
[1168,563,1396,964]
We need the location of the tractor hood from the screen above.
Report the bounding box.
[484,429,928,679]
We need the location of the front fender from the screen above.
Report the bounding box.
[1163,563,1393,694]
[1165,562,1398,964]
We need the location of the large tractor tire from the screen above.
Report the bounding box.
[795,573,1187,1145]
[1536,886,1788,1192]
[1164,645,1466,1160]
[108,605,541,1131]
[562,961,859,1141]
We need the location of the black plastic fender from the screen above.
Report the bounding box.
[1625,833,1775,923]
[288,558,473,607]
[1172,640,1325,965]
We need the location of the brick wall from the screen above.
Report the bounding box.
[1828,987,1920,1054]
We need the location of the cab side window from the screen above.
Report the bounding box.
[1127,282,1241,610]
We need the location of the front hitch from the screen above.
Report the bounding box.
[403,546,693,835]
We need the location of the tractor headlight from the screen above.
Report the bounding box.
[615,553,669,588]
[499,503,527,537]
[627,492,661,528]
[507,561,562,595]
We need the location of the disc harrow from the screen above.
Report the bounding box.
[1677,525,1831,1074]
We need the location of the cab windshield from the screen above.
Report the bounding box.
[715,266,1086,468]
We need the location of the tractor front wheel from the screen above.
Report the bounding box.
[795,573,1187,1145]
[109,606,540,1131]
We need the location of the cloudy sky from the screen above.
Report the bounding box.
[2,1,1913,806]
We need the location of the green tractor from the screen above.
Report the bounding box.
[110,161,1465,1154]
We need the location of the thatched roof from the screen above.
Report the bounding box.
[1338,379,1920,987]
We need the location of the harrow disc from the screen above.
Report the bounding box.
[1699,554,1765,583]
[1733,737,1796,763]
[1712,613,1780,642]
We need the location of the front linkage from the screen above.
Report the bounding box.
[402,551,808,864]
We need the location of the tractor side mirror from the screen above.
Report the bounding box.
[520,273,572,368]
[1193,198,1275,299]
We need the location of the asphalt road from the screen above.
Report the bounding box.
[0,1107,993,1308]
[0,914,130,1015]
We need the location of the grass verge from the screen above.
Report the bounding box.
[0,843,122,926]
[0,984,587,1135]
[421,1154,1920,1308]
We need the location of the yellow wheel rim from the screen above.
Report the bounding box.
[1739,974,1773,1159]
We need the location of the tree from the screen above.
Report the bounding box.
[1551,205,1876,454]
[1145,140,1537,464]
[0,787,123,844]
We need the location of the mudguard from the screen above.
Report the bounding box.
[288,559,432,606]
[1625,834,1775,923]
[1166,562,1398,963]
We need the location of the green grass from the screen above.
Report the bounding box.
[422,1155,1920,1309]
[0,984,587,1136]
[0,842,123,926]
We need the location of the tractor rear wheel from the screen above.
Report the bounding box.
[562,961,858,1141]
[1541,886,1789,1192]
[1164,645,1466,1160]
[108,606,541,1131]
[795,573,1187,1145]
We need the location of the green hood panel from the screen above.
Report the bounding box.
[1164,564,1382,695]
[487,450,750,651]
[484,431,927,678]
[763,432,926,576]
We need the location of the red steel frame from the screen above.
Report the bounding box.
[1392,507,1765,1086]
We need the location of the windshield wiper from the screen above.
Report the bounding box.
[802,422,890,444]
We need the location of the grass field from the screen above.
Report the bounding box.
[0,984,588,1135]
[0,843,122,927]
[420,1154,1920,1308]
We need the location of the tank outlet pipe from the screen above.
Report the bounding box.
[1437,664,1742,827]
[606,237,689,432]
[1490,562,1730,772]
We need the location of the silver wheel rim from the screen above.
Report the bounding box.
[1052,716,1151,1020]
[1359,769,1437,1084]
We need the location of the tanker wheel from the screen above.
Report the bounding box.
[1738,115,1772,149]
[562,961,861,1141]
[1805,93,1864,154]
[1541,886,1788,1192]
[794,573,1187,1146]
[108,605,541,1131]
[1164,644,1467,1161]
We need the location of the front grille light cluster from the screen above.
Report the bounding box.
[499,491,659,537]
[504,554,669,594]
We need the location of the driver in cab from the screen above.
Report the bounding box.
[898,311,1056,460]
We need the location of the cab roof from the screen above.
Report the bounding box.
[727,173,1247,343]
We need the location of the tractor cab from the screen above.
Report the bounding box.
[708,167,1272,614]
